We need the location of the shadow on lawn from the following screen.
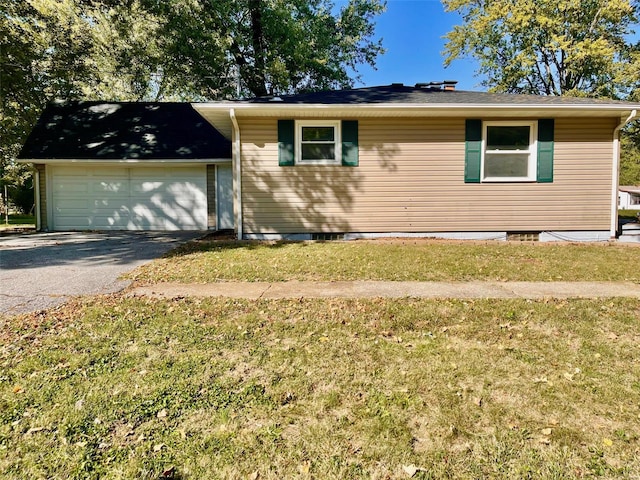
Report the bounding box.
[163,236,311,258]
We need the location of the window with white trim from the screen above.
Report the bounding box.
[483,121,537,182]
[295,120,341,165]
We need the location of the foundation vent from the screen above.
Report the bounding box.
[311,233,345,241]
[507,231,540,242]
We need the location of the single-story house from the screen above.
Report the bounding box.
[19,82,640,240]
[619,186,640,210]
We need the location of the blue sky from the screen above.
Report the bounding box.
[353,0,484,90]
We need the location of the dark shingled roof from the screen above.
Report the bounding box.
[19,101,231,160]
[244,84,636,106]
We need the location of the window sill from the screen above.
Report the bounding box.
[481,177,537,183]
[295,160,341,166]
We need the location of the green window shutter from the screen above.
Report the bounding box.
[537,119,554,183]
[278,119,295,166]
[465,119,482,183]
[341,120,359,166]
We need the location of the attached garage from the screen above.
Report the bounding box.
[19,101,232,232]
[49,165,208,230]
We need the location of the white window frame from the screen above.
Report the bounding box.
[482,121,537,182]
[295,120,341,165]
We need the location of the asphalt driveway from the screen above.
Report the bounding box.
[0,231,204,315]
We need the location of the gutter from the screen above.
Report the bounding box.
[229,108,242,239]
[611,109,637,238]
[195,102,640,114]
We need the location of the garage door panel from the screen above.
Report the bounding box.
[54,216,91,229]
[53,166,90,176]
[90,167,129,176]
[91,180,128,195]
[51,166,207,231]
[55,198,90,210]
[53,180,90,195]
[130,181,164,194]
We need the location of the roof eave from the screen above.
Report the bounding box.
[16,158,231,164]
[193,102,640,140]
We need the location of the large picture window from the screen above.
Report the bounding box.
[483,121,537,182]
[296,120,341,165]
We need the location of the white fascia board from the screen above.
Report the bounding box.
[16,158,231,165]
[195,102,640,117]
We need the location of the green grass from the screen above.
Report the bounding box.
[619,209,640,219]
[0,214,35,230]
[128,239,640,284]
[1,296,639,479]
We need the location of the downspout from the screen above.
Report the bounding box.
[34,167,41,231]
[230,108,243,239]
[611,109,637,238]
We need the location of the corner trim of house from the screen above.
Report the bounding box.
[230,108,242,239]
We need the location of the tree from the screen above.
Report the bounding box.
[1,0,95,212]
[1,0,385,211]
[442,0,638,98]
[621,127,640,186]
[151,0,385,98]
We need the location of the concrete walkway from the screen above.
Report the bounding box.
[130,280,640,300]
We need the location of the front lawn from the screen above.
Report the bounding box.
[1,296,639,479]
[128,238,640,284]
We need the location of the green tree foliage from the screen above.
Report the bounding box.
[1,0,385,211]
[443,0,638,97]
[621,130,640,186]
[149,0,385,99]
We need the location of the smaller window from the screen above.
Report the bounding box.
[296,120,341,165]
[483,121,537,182]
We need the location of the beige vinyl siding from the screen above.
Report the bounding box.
[239,117,615,234]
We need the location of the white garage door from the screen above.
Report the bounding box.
[50,166,207,230]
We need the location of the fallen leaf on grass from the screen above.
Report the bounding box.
[248,472,259,480]
[402,465,418,477]
[541,428,552,436]
[160,466,176,478]
[153,443,165,452]
[157,408,168,419]
[402,464,427,477]
[26,427,46,434]
[603,438,613,447]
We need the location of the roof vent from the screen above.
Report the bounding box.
[443,80,458,91]
[415,82,443,91]
[415,81,458,91]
